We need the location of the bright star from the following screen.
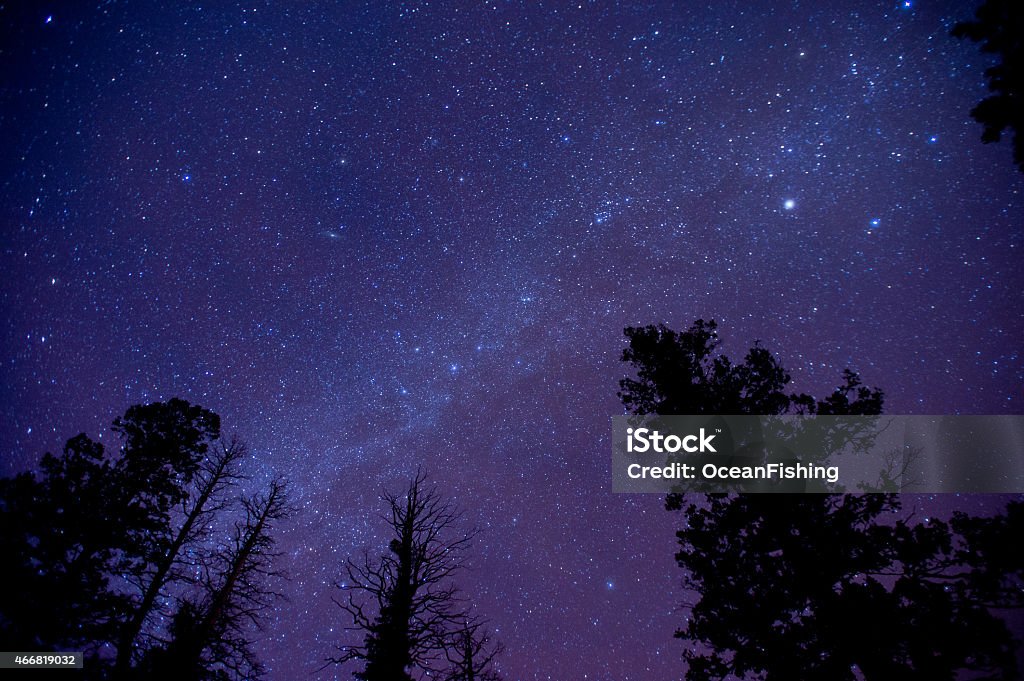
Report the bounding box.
[783,199,796,210]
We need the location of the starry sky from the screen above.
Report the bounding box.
[1,1,1022,679]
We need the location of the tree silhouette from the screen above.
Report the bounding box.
[952,0,1024,172]
[619,321,882,419]
[0,398,222,659]
[442,619,503,681]
[0,399,290,680]
[115,436,247,676]
[619,320,1020,680]
[672,494,1018,680]
[326,471,498,681]
[136,479,293,681]
[0,433,126,653]
[110,399,224,671]
[951,501,1024,610]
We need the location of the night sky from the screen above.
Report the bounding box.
[1,1,1022,679]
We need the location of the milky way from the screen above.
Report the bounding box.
[1,2,1021,679]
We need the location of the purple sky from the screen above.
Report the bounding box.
[1,2,1021,679]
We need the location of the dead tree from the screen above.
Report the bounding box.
[326,471,477,681]
[140,478,292,680]
[116,438,247,676]
[442,618,503,681]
